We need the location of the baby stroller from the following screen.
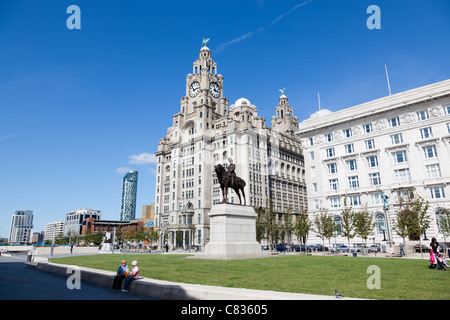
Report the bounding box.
[429,250,446,271]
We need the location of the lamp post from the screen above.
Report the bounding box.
[381,192,393,251]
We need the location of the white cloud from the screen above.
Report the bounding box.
[116,167,132,174]
[128,152,157,165]
[215,0,316,53]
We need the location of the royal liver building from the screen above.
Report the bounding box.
[154,41,306,249]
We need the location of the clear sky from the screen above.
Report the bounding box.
[1,0,449,237]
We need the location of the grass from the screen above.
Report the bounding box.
[50,254,450,300]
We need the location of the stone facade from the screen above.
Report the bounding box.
[154,45,306,249]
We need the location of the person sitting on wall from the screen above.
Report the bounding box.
[122,260,140,292]
[112,260,129,289]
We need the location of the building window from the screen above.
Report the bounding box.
[420,127,433,139]
[345,143,354,154]
[310,152,315,160]
[329,179,339,191]
[390,133,403,145]
[328,163,338,174]
[423,145,438,159]
[394,168,411,183]
[344,128,352,138]
[330,197,341,208]
[430,186,446,199]
[348,176,359,189]
[417,110,429,121]
[325,133,333,142]
[367,155,379,168]
[447,123,450,134]
[426,164,442,179]
[313,183,318,193]
[436,209,447,232]
[346,159,357,171]
[365,139,376,150]
[376,214,386,234]
[372,192,382,205]
[369,172,381,186]
[363,123,373,133]
[326,147,335,157]
[334,217,343,235]
[349,195,361,206]
[444,104,450,115]
[392,150,408,163]
[390,116,400,127]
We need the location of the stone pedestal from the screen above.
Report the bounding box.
[204,204,262,259]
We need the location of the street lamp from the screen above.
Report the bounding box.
[381,191,393,251]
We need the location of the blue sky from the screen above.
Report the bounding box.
[1,0,449,236]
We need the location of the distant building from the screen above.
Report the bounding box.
[44,221,65,242]
[81,218,143,236]
[64,207,101,236]
[32,231,44,244]
[9,210,34,245]
[142,204,155,228]
[120,170,138,221]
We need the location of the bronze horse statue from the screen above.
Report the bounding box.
[214,164,246,205]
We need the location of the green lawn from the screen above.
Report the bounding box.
[50,254,449,300]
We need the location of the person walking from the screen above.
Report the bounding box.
[430,238,440,261]
[399,243,405,256]
[122,260,140,292]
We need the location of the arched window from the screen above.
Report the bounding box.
[436,208,448,233]
[375,213,385,234]
[334,216,343,235]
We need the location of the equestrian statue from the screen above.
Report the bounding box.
[213,163,246,206]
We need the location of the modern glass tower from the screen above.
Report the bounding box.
[120,170,138,221]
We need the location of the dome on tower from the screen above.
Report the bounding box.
[231,97,255,109]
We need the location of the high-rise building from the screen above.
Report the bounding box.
[9,210,34,245]
[297,79,450,247]
[120,170,138,221]
[154,43,306,249]
[44,221,65,242]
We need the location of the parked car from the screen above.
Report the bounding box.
[292,244,301,252]
[276,244,287,252]
[331,245,349,253]
[350,246,362,253]
[415,244,430,253]
[261,245,269,250]
[315,244,329,251]
[368,245,381,253]
[302,245,312,252]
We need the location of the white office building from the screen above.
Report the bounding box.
[297,79,450,248]
[64,207,101,236]
[9,210,34,245]
[44,221,65,242]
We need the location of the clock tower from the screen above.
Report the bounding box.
[176,41,229,133]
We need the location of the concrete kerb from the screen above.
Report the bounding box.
[29,260,362,300]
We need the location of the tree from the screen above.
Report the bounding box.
[409,194,431,258]
[283,206,295,243]
[353,204,376,255]
[341,198,356,252]
[313,208,335,253]
[293,208,312,251]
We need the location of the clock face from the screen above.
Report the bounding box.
[189,81,200,98]
[209,82,220,98]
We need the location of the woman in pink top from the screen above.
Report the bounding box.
[122,260,139,292]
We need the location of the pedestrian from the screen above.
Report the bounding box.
[122,260,139,292]
[113,260,129,289]
[399,243,405,256]
[165,243,168,253]
[430,238,440,261]
[70,245,73,254]
[429,250,437,269]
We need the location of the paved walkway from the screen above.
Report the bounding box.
[0,255,153,300]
